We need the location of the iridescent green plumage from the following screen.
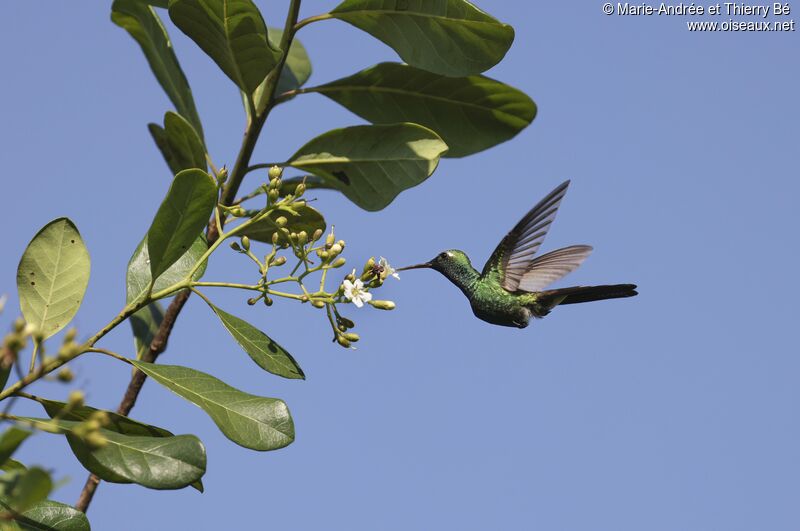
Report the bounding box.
[399,181,637,328]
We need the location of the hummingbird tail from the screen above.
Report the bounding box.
[536,284,638,308]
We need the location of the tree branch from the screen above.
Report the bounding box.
[74,0,305,513]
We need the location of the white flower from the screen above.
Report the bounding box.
[379,256,400,280]
[342,271,372,308]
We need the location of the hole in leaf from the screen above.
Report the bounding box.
[30,282,35,286]
[71,239,75,244]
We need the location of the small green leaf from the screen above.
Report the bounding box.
[266,27,312,97]
[309,62,536,158]
[0,467,52,515]
[15,499,90,531]
[112,0,204,138]
[147,169,217,280]
[203,302,304,379]
[287,123,447,211]
[0,429,31,469]
[169,0,281,93]
[127,236,208,304]
[130,302,164,361]
[0,460,26,474]
[329,0,514,77]
[28,417,205,490]
[16,218,91,340]
[241,204,325,246]
[148,112,207,175]
[130,361,294,451]
[40,400,204,493]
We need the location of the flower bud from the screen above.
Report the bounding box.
[297,231,308,246]
[84,431,108,450]
[336,240,345,249]
[230,207,246,217]
[217,166,228,184]
[247,298,258,306]
[362,257,376,275]
[68,390,85,407]
[272,256,286,266]
[263,296,273,307]
[275,216,287,227]
[331,257,346,268]
[268,165,283,180]
[329,243,342,256]
[230,241,241,251]
[325,231,335,247]
[63,328,78,343]
[336,335,351,348]
[311,300,325,308]
[311,228,323,241]
[300,295,309,303]
[369,300,396,311]
[294,183,306,197]
[271,232,280,245]
[268,189,279,202]
[343,332,360,343]
[337,316,355,329]
[13,318,25,334]
[241,236,250,251]
[317,250,329,261]
[57,367,74,383]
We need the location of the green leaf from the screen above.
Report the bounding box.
[28,418,205,490]
[309,62,535,158]
[203,302,304,379]
[15,499,90,531]
[0,468,52,515]
[0,429,31,468]
[146,169,217,280]
[268,28,312,96]
[329,0,514,77]
[16,219,91,340]
[148,111,207,175]
[130,361,294,451]
[287,123,447,211]
[130,302,164,361]
[39,400,204,493]
[112,0,204,138]
[240,204,325,246]
[0,460,26,474]
[127,236,208,304]
[169,0,281,93]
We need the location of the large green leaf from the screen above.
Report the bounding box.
[40,399,204,493]
[15,500,90,531]
[148,111,207,175]
[203,302,304,379]
[169,0,281,93]
[16,218,91,339]
[240,204,325,246]
[130,302,165,361]
[130,361,294,451]
[287,123,447,211]
[0,468,52,516]
[329,0,513,77]
[309,62,535,158]
[0,429,31,468]
[29,418,205,490]
[146,169,217,281]
[127,236,208,304]
[112,0,204,138]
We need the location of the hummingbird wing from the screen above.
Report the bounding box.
[481,180,570,291]
[516,245,593,292]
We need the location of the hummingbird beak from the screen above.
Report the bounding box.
[396,262,432,271]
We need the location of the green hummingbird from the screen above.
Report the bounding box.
[398,181,637,328]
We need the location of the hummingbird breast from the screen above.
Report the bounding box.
[468,283,533,328]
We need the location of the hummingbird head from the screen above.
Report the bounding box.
[397,250,479,288]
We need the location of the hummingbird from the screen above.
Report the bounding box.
[398,181,637,328]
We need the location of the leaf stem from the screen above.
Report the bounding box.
[294,13,333,32]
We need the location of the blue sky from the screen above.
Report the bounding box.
[1,2,798,530]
